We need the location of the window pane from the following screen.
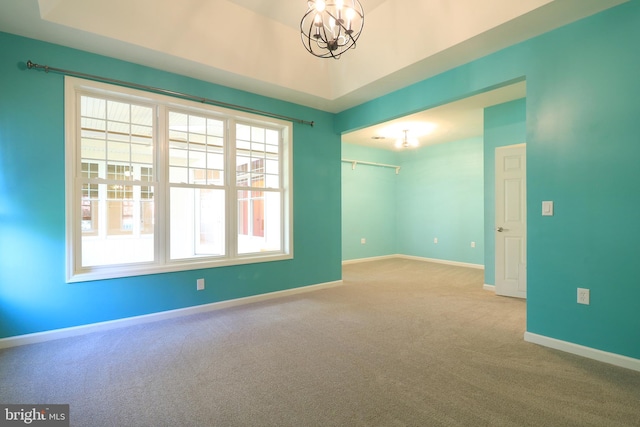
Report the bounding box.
[131,124,153,143]
[189,115,206,134]
[236,124,279,191]
[265,174,279,188]
[251,127,265,143]
[208,170,223,186]
[237,124,250,141]
[132,143,153,166]
[207,119,224,137]
[265,129,279,145]
[265,143,279,154]
[169,167,188,183]
[189,150,206,168]
[107,142,131,163]
[169,131,188,149]
[208,153,224,170]
[81,116,106,162]
[81,96,106,119]
[131,104,153,126]
[82,117,106,132]
[107,164,132,181]
[81,200,99,235]
[208,136,223,148]
[141,200,154,234]
[80,95,153,187]
[236,156,250,187]
[170,188,225,259]
[237,140,250,151]
[107,100,131,122]
[189,132,206,147]
[107,121,131,140]
[169,148,188,167]
[169,111,188,130]
[169,111,225,185]
[81,184,155,267]
[266,159,278,175]
[237,191,281,254]
[192,169,208,184]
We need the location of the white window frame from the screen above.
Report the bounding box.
[65,77,293,282]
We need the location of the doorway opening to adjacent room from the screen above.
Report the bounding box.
[340,79,528,303]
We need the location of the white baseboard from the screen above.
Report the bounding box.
[483,284,496,292]
[343,254,484,269]
[396,254,485,270]
[524,332,640,372]
[0,280,343,350]
[342,255,398,265]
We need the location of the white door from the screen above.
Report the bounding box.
[495,144,527,298]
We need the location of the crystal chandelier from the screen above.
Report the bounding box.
[300,0,365,59]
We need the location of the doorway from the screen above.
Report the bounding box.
[495,143,527,298]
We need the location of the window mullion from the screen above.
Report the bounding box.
[280,131,286,253]
[156,104,167,265]
[227,119,238,258]
[69,90,82,280]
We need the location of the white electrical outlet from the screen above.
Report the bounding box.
[434,237,438,244]
[577,288,590,305]
[471,241,476,248]
[361,238,366,244]
[197,278,205,291]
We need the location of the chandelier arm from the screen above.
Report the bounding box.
[300,10,317,51]
[303,18,316,52]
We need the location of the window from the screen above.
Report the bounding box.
[65,77,292,282]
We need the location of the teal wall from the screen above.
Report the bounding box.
[342,138,484,266]
[483,99,527,285]
[336,2,640,359]
[0,32,342,339]
[341,144,398,261]
[397,138,484,265]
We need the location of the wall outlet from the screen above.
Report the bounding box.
[471,241,476,248]
[360,238,366,244]
[577,288,590,305]
[434,237,438,244]
[197,278,205,291]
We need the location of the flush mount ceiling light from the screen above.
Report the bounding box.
[395,130,419,149]
[300,0,365,59]
[375,121,436,149]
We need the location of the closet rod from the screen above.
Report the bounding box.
[342,158,401,174]
[25,60,315,127]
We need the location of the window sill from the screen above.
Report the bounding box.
[67,252,293,283]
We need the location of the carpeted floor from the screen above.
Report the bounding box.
[1,259,639,426]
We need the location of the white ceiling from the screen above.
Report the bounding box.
[0,0,628,150]
[0,0,626,114]
[342,80,526,149]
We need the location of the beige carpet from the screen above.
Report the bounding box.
[1,258,639,426]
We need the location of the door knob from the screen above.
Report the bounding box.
[496,227,504,232]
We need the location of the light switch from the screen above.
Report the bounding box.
[542,201,554,216]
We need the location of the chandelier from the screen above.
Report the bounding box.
[300,0,365,59]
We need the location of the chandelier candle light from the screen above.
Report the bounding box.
[301,0,364,59]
